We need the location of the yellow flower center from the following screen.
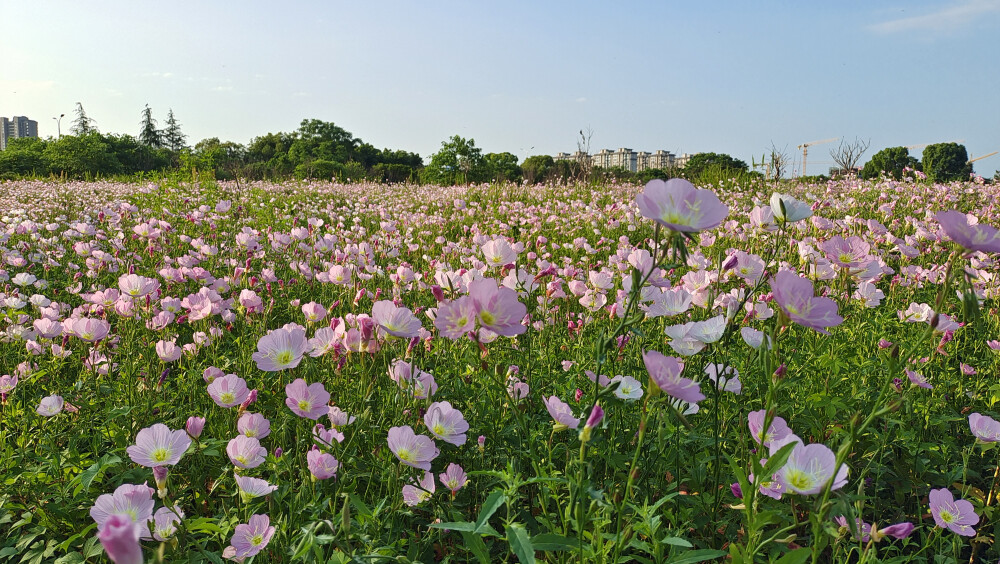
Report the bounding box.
[276,351,293,366]
[480,311,495,325]
[151,448,170,463]
[396,448,414,462]
[298,400,312,412]
[939,510,954,523]
[251,534,264,546]
[220,392,235,404]
[785,469,814,491]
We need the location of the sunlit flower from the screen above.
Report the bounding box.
[402,470,436,506]
[127,423,191,468]
[439,463,468,496]
[90,483,155,539]
[37,394,64,416]
[469,278,527,337]
[387,425,439,471]
[252,325,308,371]
[929,488,978,536]
[285,378,330,420]
[307,447,340,480]
[770,271,843,335]
[642,350,704,404]
[769,193,812,223]
[207,374,249,408]
[775,442,847,495]
[969,413,1000,443]
[234,473,278,500]
[372,300,422,338]
[424,401,469,446]
[226,436,267,469]
[228,514,275,558]
[543,395,580,431]
[152,506,183,541]
[635,179,729,232]
[936,210,1000,253]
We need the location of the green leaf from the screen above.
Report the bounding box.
[429,521,478,533]
[474,490,506,534]
[71,454,121,497]
[761,441,798,480]
[459,531,491,564]
[660,536,692,548]
[773,547,811,564]
[184,517,224,535]
[664,549,729,564]
[506,523,535,564]
[530,533,580,552]
[349,493,372,518]
[53,553,84,564]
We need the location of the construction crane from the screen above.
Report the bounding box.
[797,138,838,177]
[968,151,998,164]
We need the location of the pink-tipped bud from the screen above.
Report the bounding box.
[186,416,206,439]
[431,285,445,302]
[574,388,584,402]
[153,465,169,498]
[240,389,258,410]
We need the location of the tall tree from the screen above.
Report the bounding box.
[830,138,870,175]
[922,142,972,182]
[70,102,97,136]
[860,147,919,180]
[421,135,486,185]
[163,109,187,151]
[138,104,163,148]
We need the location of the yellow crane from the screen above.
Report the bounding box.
[797,138,838,177]
[968,151,998,164]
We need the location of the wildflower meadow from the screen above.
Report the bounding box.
[1,174,999,563]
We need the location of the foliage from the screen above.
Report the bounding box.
[860,146,920,180]
[922,142,972,183]
[484,152,521,183]
[521,155,554,184]
[70,103,97,136]
[681,152,749,181]
[162,109,187,152]
[138,104,163,149]
[421,135,487,185]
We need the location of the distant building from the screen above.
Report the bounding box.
[1,116,39,150]
[553,147,682,172]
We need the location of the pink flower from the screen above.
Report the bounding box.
[433,296,478,339]
[237,412,271,439]
[747,410,792,447]
[155,340,183,363]
[387,425,439,471]
[252,325,308,371]
[98,514,145,564]
[543,396,580,431]
[770,271,843,335]
[969,413,1000,443]
[226,436,267,469]
[207,374,250,408]
[126,423,191,468]
[285,378,331,419]
[185,417,205,438]
[439,463,468,496]
[641,350,704,404]
[234,474,278,500]
[929,488,978,536]
[36,394,64,416]
[301,301,327,323]
[424,401,469,446]
[372,300,422,338]
[775,443,848,495]
[935,210,1000,253]
[635,179,729,232]
[228,514,275,558]
[118,274,160,298]
[402,470,436,506]
[307,447,340,480]
[90,483,155,539]
[64,317,110,342]
[152,506,183,541]
[468,278,527,337]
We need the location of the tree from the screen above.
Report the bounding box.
[138,104,163,148]
[860,147,919,180]
[44,134,122,177]
[521,155,554,184]
[764,143,790,180]
[70,102,97,136]
[288,119,360,166]
[421,135,486,185]
[163,109,187,152]
[922,142,972,182]
[0,137,49,177]
[682,152,748,179]
[830,138,870,176]
[484,152,521,182]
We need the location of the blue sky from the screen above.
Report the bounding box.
[2,0,999,174]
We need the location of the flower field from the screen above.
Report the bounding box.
[1,174,999,563]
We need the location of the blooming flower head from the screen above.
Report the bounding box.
[229,514,275,558]
[252,325,308,371]
[387,425,439,471]
[285,378,331,419]
[64,317,111,342]
[235,473,278,501]
[207,374,250,408]
[372,300,423,338]
[439,463,468,496]
[770,270,843,335]
[301,301,327,323]
[468,278,527,337]
[98,514,145,564]
[642,350,704,404]
[403,470,436,506]
[635,178,729,233]
[424,401,469,446]
[609,375,644,401]
[543,395,580,431]
[90,483,155,539]
[775,442,848,495]
[872,521,915,541]
[747,410,792,448]
[936,210,1000,253]
[929,488,978,536]
[152,506,183,541]
[704,363,741,394]
[969,413,1000,443]
[820,235,872,269]
[481,239,517,268]
[127,423,192,468]
[328,405,356,428]
[833,515,871,543]
[434,295,478,339]
[118,274,160,298]
[769,193,812,223]
[226,435,267,469]
[237,412,271,439]
[0,374,19,401]
[36,394,64,416]
[307,447,340,480]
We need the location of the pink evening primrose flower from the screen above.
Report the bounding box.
[226,436,267,469]
[775,442,848,495]
[229,514,276,558]
[969,413,1000,443]
[152,506,183,542]
[306,447,340,480]
[126,423,192,468]
[747,410,793,448]
[36,394,64,416]
[433,295,478,339]
[635,178,729,233]
[468,278,527,337]
[98,514,145,564]
[372,300,423,338]
[544,395,581,431]
[642,350,704,404]
[90,483,156,540]
[252,325,308,371]
[237,412,271,439]
[769,193,812,223]
[234,473,278,500]
[285,378,331,419]
[929,488,978,536]
[403,470,437,506]
[387,425,439,471]
[935,210,1000,253]
[770,270,843,335]
[207,374,250,408]
[439,463,469,496]
[424,401,469,446]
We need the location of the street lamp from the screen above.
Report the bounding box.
[53,113,65,138]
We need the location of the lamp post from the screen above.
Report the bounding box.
[53,113,65,138]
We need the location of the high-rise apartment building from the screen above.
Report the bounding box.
[1,116,40,150]
[554,147,681,172]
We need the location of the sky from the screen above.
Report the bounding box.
[2,0,999,175]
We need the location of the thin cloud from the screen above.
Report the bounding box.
[870,0,1000,33]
